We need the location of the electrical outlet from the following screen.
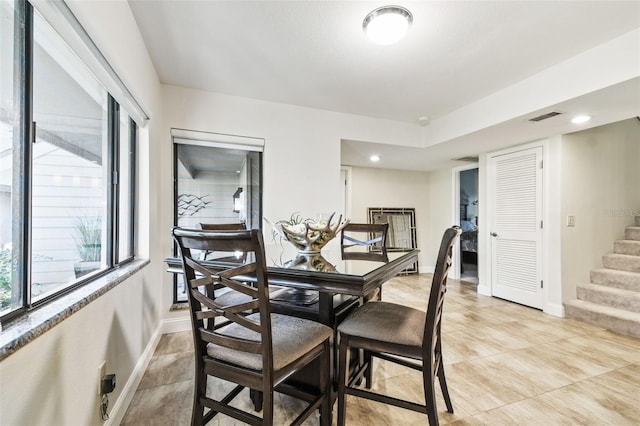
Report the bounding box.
[98,361,106,395]
[567,216,575,227]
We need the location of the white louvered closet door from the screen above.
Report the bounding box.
[489,146,543,309]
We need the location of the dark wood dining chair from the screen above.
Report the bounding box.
[336,226,461,426]
[172,227,333,426]
[341,223,389,302]
[199,222,247,262]
[340,222,389,262]
[200,222,247,230]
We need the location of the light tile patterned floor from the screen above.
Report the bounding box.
[122,274,640,425]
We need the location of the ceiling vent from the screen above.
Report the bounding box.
[528,111,563,122]
[453,156,479,162]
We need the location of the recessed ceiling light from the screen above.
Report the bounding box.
[363,6,413,45]
[370,155,381,162]
[571,115,591,124]
[418,116,430,126]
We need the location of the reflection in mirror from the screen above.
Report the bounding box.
[172,130,264,302]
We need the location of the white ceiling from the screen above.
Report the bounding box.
[128,0,640,171]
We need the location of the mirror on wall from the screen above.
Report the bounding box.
[368,207,418,274]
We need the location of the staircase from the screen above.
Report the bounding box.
[565,216,640,337]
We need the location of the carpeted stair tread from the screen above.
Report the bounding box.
[565,300,640,338]
[626,226,640,241]
[590,268,640,291]
[602,253,640,273]
[614,240,640,256]
[576,283,640,312]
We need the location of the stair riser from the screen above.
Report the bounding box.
[577,287,640,313]
[602,255,640,273]
[565,304,640,338]
[591,270,640,291]
[627,227,640,241]
[636,216,640,227]
[614,241,640,256]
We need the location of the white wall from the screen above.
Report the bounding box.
[561,118,640,302]
[0,0,163,424]
[425,168,454,271]
[161,85,422,320]
[348,166,430,271]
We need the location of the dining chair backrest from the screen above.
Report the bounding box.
[199,222,247,262]
[423,226,462,365]
[200,222,246,230]
[340,222,389,262]
[173,228,274,372]
[172,227,333,425]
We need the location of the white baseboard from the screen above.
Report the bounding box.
[477,284,492,296]
[420,265,435,274]
[161,316,191,334]
[106,325,162,426]
[105,316,191,425]
[544,302,565,318]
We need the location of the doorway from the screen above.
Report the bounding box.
[458,167,479,284]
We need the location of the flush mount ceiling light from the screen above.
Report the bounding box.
[571,115,591,124]
[363,5,413,45]
[370,154,381,162]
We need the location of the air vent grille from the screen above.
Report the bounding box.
[528,111,563,122]
[453,156,479,162]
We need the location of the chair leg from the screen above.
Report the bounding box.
[319,340,332,426]
[250,389,263,412]
[337,336,350,426]
[191,370,206,426]
[262,389,274,425]
[423,367,439,426]
[437,363,454,413]
[364,350,373,389]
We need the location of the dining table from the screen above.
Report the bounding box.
[165,248,419,328]
[165,246,420,403]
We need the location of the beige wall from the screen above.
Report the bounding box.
[348,167,430,271]
[561,118,640,301]
[426,168,454,271]
[161,85,423,317]
[0,1,164,424]
[346,165,456,273]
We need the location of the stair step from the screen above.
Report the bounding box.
[576,284,640,312]
[591,268,640,291]
[602,253,640,273]
[614,240,640,256]
[626,226,640,241]
[565,300,640,338]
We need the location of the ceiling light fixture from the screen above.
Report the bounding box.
[363,6,413,45]
[370,155,381,162]
[571,115,591,124]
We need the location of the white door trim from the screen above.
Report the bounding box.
[482,139,564,316]
[451,163,479,281]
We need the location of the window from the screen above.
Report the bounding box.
[0,0,138,321]
[172,129,263,303]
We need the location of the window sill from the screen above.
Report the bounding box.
[0,259,150,361]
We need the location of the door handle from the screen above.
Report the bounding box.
[490,232,498,237]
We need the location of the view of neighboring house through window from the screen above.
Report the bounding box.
[172,131,263,303]
[0,0,138,320]
[32,9,109,299]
